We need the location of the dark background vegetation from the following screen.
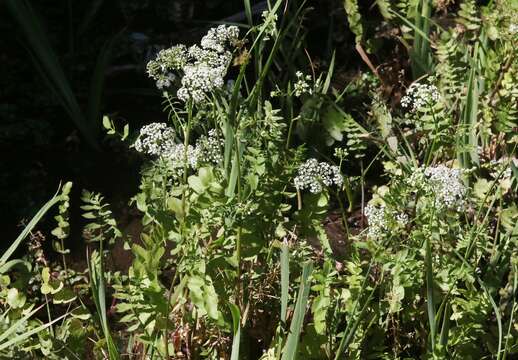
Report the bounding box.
[0,0,366,251]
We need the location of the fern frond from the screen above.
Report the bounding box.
[81,190,122,244]
[344,0,363,45]
[457,0,481,33]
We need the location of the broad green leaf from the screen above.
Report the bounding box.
[7,288,26,308]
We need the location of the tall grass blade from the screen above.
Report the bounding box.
[229,303,241,360]
[425,236,437,351]
[280,241,289,323]
[0,311,68,351]
[0,187,62,265]
[0,304,43,345]
[389,5,433,78]
[5,0,99,149]
[334,261,376,359]
[322,51,336,94]
[88,250,120,360]
[439,302,450,349]
[502,263,517,359]
[281,261,313,360]
[86,33,119,135]
[454,250,502,360]
[243,0,253,26]
[336,289,375,356]
[77,0,106,36]
[457,66,480,168]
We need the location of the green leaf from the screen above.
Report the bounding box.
[7,288,26,309]
[102,115,112,130]
[71,307,91,320]
[122,124,129,140]
[167,197,184,218]
[188,175,206,194]
[203,278,220,320]
[312,293,330,334]
[474,178,491,199]
[53,287,77,304]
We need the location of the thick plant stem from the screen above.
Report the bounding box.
[165,100,193,359]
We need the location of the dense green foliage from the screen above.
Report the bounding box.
[1,0,517,359]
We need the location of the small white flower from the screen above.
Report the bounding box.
[188,45,233,68]
[195,129,224,164]
[293,71,312,97]
[260,10,278,41]
[364,204,388,238]
[408,164,466,211]
[134,123,226,179]
[147,45,188,89]
[488,157,517,180]
[200,25,240,53]
[164,143,199,170]
[510,23,518,34]
[294,158,343,193]
[177,63,226,103]
[133,123,176,157]
[146,25,240,103]
[401,82,440,113]
[394,212,409,227]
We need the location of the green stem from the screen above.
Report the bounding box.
[181,101,193,216]
[44,294,54,337]
[60,240,68,283]
[235,132,243,310]
[335,189,350,239]
[164,263,181,359]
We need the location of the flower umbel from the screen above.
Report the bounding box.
[401,82,440,113]
[294,71,312,97]
[294,158,343,193]
[364,203,388,238]
[134,123,223,177]
[133,123,176,157]
[195,129,224,165]
[146,25,240,103]
[408,164,466,210]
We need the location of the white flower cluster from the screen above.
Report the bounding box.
[364,204,408,238]
[134,123,223,173]
[260,10,278,41]
[146,25,239,103]
[195,129,224,164]
[401,82,440,112]
[294,158,343,193]
[510,23,518,34]
[133,123,176,156]
[166,143,199,170]
[364,204,388,238]
[489,157,517,180]
[177,64,226,103]
[408,165,466,210]
[147,45,188,90]
[294,71,313,97]
[200,25,240,53]
[395,212,409,227]
[424,165,466,209]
